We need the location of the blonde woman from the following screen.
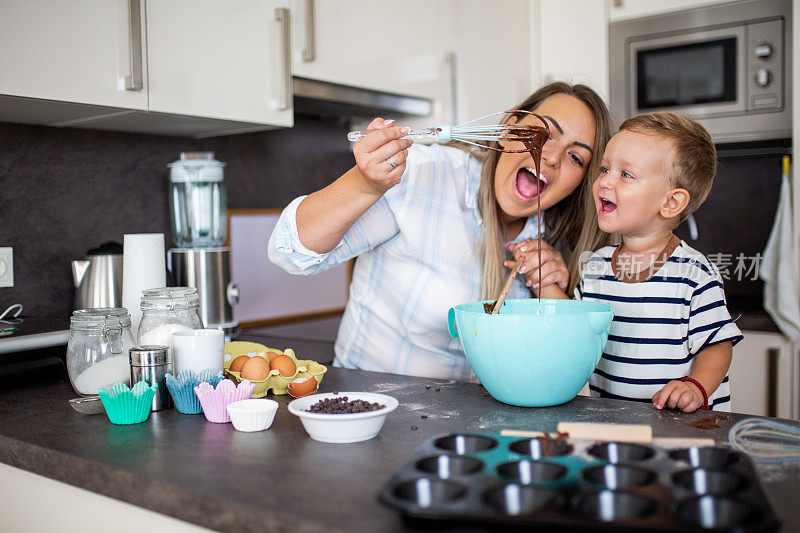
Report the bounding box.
[268,82,613,380]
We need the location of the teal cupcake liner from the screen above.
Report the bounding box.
[98,381,157,425]
[165,369,224,414]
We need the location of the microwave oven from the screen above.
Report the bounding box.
[609,0,792,142]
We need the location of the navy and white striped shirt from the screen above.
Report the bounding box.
[575,238,742,411]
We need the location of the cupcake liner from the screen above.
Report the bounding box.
[194,379,255,423]
[98,381,157,425]
[166,369,224,414]
[227,399,279,432]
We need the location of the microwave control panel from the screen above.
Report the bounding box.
[748,19,783,111]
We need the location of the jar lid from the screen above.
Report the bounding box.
[130,345,170,366]
[168,152,225,183]
[140,287,200,310]
[71,307,132,329]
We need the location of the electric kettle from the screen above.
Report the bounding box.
[71,242,123,310]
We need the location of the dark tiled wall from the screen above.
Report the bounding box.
[0,115,355,318]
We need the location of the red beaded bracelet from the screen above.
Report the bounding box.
[681,377,709,410]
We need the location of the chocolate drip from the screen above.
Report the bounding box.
[484,114,550,313]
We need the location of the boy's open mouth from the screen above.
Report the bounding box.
[600,198,617,213]
[515,167,547,200]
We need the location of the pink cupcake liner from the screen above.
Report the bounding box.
[194,378,255,423]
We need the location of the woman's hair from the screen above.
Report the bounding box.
[471,81,615,299]
[619,112,716,224]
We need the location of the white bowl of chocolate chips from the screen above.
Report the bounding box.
[288,391,399,443]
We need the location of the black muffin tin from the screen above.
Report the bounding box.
[378,433,780,531]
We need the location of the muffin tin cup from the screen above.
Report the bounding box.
[575,489,659,522]
[483,484,563,516]
[677,495,764,529]
[379,433,780,532]
[671,468,749,496]
[509,437,573,458]
[587,442,656,463]
[668,447,740,469]
[581,464,658,490]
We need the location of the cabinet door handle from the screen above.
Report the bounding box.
[302,0,316,62]
[767,347,779,418]
[275,7,292,111]
[444,52,457,124]
[124,0,144,91]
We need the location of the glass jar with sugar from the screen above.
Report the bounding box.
[137,287,203,349]
[67,308,136,395]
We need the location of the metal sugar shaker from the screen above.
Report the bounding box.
[129,345,173,411]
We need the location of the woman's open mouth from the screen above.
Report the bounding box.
[515,167,547,200]
[600,198,617,213]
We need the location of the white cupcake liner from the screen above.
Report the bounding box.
[227,399,279,432]
[194,379,255,423]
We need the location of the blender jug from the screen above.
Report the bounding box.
[168,152,227,248]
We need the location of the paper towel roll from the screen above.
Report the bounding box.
[122,233,166,337]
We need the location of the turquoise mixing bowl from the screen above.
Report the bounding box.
[448,299,614,407]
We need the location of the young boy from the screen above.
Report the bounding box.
[540,112,742,412]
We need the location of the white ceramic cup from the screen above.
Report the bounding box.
[171,329,225,374]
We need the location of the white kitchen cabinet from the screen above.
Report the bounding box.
[534,0,609,100]
[290,1,445,107]
[289,0,531,128]
[147,0,292,127]
[0,0,148,111]
[0,0,292,135]
[729,330,793,418]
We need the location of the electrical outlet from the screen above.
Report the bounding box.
[0,248,13,288]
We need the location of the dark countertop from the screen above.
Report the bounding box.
[1,368,799,533]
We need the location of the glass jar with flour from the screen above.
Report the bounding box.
[137,287,203,349]
[67,308,136,395]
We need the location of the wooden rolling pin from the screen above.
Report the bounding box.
[501,423,714,447]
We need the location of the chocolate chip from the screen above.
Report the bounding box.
[411,426,418,430]
[435,388,441,392]
[305,397,385,414]
[421,415,428,419]
[425,385,431,389]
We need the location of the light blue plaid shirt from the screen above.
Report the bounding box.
[268,144,541,380]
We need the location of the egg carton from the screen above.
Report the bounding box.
[378,433,780,532]
[224,341,327,397]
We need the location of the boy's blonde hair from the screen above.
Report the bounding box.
[619,112,716,223]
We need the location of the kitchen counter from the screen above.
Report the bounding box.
[1,369,799,532]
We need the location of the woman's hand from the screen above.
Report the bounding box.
[353,118,413,196]
[505,239,569,291]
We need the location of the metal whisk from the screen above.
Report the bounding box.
[347,110,549,152]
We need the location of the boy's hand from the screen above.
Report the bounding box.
[652,380,705,413]
[505,239,568,290]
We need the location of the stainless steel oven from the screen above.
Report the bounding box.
[609,0,792,142]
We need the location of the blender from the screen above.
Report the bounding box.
[166,152,239,337]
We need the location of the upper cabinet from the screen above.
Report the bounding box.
[0,0,148,110]
[289,0,446,103]
[0,0,292,134]
[147,0,292,127]
[0,0,533,136]
[289,0,532,128]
